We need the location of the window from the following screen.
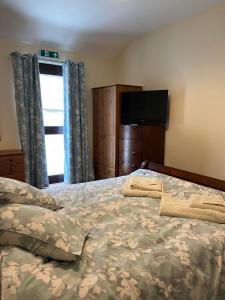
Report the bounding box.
[39,63,64,183]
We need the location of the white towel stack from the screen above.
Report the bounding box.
[159,193,225,224]
[122,176,162,199]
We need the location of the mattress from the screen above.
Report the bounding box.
[1,169,225,300]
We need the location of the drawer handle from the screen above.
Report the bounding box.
[131,152,136,154]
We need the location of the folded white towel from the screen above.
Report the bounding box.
[159,193,225,224]
[122,176,162,199]
[190,194,225,213]
[129,176,162,191]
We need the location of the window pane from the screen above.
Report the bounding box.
[45,134,64,176]
[40,74,64,126]
[43,110,64,127]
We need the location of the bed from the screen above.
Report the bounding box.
[1,162,225,300]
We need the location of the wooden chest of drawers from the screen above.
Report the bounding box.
[119,125,165,176]
[0,150,25,182]
[119,125,142,175]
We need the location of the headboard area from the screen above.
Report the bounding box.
[141,161,225,192]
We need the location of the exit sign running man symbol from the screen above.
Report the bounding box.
[40,50,59,59]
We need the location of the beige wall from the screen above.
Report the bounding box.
[1,3,225,180]
[0,38,116,158]
[115,3,225,180]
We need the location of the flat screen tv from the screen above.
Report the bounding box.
[121,90,169,125]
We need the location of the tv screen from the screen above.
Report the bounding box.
[121,90,169,125]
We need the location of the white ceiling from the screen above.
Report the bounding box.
[0,0,223,55]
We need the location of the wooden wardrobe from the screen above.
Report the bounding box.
[93,84,142,179]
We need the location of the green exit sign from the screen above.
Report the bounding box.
[40,50,59,59]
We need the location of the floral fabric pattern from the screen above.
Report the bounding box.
[11,52,48,189]
[0,204,87,261]
[1,169,225,300]
[0,177,62,210]
[63,60,94,184]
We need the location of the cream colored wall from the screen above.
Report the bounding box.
[0,38,116,158]
[1,3,225,180]
[115,3,225,180]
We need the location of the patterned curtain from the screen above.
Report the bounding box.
[11,52,49,189]
[63,60,94,183]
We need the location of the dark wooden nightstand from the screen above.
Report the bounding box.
[0,150,25,182]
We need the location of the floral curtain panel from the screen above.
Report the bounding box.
[63,60,94,183]
[11,52,49,189]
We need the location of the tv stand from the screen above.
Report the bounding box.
[119,124,165,176]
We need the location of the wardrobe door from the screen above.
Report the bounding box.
[103,86,116,170]
[93,86,116,179]
[93,84,143,179]
[93,89,104,165]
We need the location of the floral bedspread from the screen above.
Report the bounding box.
[1,169,225,300]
